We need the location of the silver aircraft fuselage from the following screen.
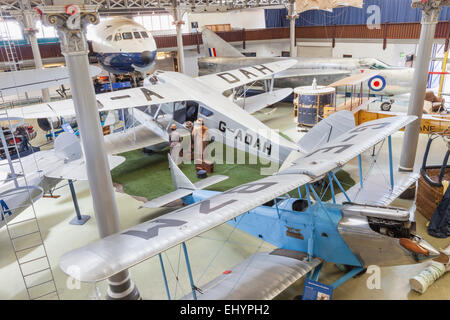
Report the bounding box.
[198,56,413,96]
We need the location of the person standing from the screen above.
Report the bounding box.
[169,123,182,165]
[184,121,194,161]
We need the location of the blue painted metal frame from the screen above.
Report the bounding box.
[331,171,351,202]
[306,184,315,262]
[308,263,323,282]
[388,135,394,189]
[328,174,336,204]
[158,253,171,300]
[182,242,197,300]
[358,155,364,188]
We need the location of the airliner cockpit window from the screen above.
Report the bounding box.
[133,32,141,39]
[370,61,389,70]
[140,31,149,38]
[106,35,113,41]
[114,33,122,41]
[122,32,133,40]
[360,58,390,70]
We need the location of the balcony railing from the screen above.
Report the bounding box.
[1,22,449,62]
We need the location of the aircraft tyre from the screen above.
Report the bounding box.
[380,102,392,111]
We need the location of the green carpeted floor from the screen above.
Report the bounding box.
[111,144,355,203]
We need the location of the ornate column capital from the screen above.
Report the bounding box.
[411,0,449,22]
[38,4,99,55]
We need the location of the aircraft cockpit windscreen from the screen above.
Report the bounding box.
[122,32,133,40]
[360,58,391,70]
[140,32,149,38]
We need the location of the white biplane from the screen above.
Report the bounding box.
[9,60,298,163]
[58,112,443,300]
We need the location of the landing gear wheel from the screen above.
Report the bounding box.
[380,102,392,111]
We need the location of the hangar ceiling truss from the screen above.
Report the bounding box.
[0,0,290,15]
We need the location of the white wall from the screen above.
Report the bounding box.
[332,42,417,66]
[187,9,266,31]
[240,40,290,57]
[295,41,417,66]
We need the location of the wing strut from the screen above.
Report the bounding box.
[182,242,198,300]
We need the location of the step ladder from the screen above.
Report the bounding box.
[0,12,22,72]
[0,104,59,300]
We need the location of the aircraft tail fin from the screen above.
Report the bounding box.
[169,153,196,190]
[141,154,228,208]
[201,27,244,58]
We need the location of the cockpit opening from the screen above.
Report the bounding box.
[292,199,309,212]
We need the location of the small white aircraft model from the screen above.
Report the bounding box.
[0,132,124,226]
[9,60,300,164]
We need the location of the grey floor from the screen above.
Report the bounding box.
[0,101,449,300]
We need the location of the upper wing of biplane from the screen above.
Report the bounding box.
[7,60,296,120]
[59,115,416,283]
[6,81,193,119]
[195,59,297,94]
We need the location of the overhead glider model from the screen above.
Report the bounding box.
[200,28,413,99]
[89,17,158,75]
[9,60,299,164]
[0,132,123,227]
[58,112,442,300]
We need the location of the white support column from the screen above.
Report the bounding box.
[41,4,140,300]
[14,7,50,102]
[287,1,298,57]
[399,0,448,172]
[171,6,186,73]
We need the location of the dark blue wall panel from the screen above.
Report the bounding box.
[265,0,450,28]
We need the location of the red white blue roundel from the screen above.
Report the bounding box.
[368,75,386,91]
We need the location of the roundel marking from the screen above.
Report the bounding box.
[368,75,386,92]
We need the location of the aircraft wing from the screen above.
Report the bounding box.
[59,173,311,282]
[59,115,415,283]
[0,66,101,97]
[43,155,125,180]
[6,82,192,119]
[104,125,167,155]
[11,148,125,181]
[182,249,321,300]
[235,88,293,114]
[278,115,417,178]
[273,68,351,80]
[195,59,297,94]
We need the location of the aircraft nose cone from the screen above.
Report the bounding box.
[141,51,153,65]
